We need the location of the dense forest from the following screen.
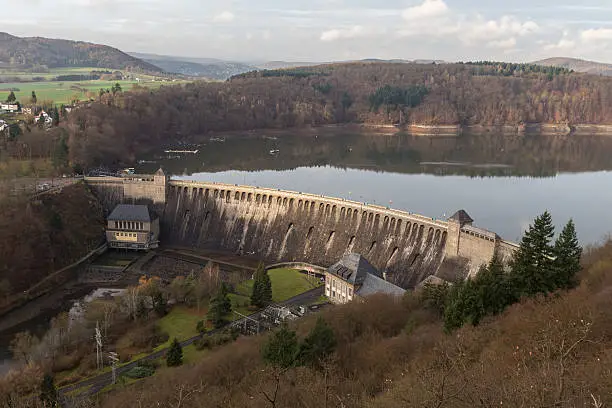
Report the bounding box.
[50,61,612,168]
[0,183,104,301]
[0,32,161,72]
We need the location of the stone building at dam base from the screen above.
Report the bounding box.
[84,170,518,289]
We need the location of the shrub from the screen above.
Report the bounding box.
[194,328,239,350]
[166,338,183,367]
[196,320,206,334]
[123,365,155,379]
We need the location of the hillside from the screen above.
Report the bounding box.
[141,59,254,80]
[58,61,612,168]
[58,240,612,407]
[129,52,255,79]
[0,32,162,73]
[0,183,105,297]
[534,57,612,76]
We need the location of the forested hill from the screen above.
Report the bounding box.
[534,57,612,76]
[0,32,162,72]
[62,61,612,167]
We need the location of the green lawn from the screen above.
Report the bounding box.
[182,344,208,364]
[228,293,251,320]
[155,306,206,350]
[236,268,322,303]
[0,79,188,105]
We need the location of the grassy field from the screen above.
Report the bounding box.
[236,268,323,303]
[0,67,164,81]
[0,79,184,105]
[0,158,56,179]
[154,306,206,350]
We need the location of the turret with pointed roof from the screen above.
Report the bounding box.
[448,209,474,226]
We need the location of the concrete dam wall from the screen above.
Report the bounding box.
[84,171,517,289]
[164,181,449,288]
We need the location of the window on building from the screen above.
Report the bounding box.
[348,288,353,296]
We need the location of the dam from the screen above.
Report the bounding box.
[85,170,518,289]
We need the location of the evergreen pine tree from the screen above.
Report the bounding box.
[251,262,267,308]
[207,284,232,328]
[52,108,60,126]
[6,91,16,103]
[296,317,336,368]
[166,338,183,367]
[510,211,555,297]
[262,324,299,368]
[30,91,37,105]
[219,283,232,315]
[443,281,469,332]
[262,269,272,305]
[478,253,513,316]
[207,295,224,328]
[40,374,58,407]
[553,219,582,289]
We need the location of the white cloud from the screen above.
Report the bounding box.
[544,32,576,51]
[581,28,612,41]
[487,37,517,49]
[320,26,366,41]
[463,16,539,43]
[213,11,235,23]
[402,0,448,21]
[397,2,540,50]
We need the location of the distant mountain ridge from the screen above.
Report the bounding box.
[127,53,448,79]
[0,32,162,73]
[533,57,612,76]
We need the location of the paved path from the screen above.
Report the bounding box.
[60,286,324,398]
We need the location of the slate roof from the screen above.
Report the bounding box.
[448,209,474,225]
[327,253,381,285]
[108,204,152,222]
[328,253,405,298]
[356,273,406,297]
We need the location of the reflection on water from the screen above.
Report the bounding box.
[138,132,612,177]
[137,132,612,244]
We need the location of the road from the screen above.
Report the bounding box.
[60,286,324,398]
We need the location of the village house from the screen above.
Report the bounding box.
[106,204,160,250]
[21,107,33,115]
[325,253,405,304]
[0,103,19,113]
[34,110,53,125]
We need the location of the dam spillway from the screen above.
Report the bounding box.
[85,172,518,289]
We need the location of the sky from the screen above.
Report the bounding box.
[3,0,612,63]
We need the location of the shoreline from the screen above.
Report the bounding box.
[200,123,612,139]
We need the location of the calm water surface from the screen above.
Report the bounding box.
[137,131,612,245]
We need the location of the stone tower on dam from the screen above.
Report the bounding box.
[85,171,518,289]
